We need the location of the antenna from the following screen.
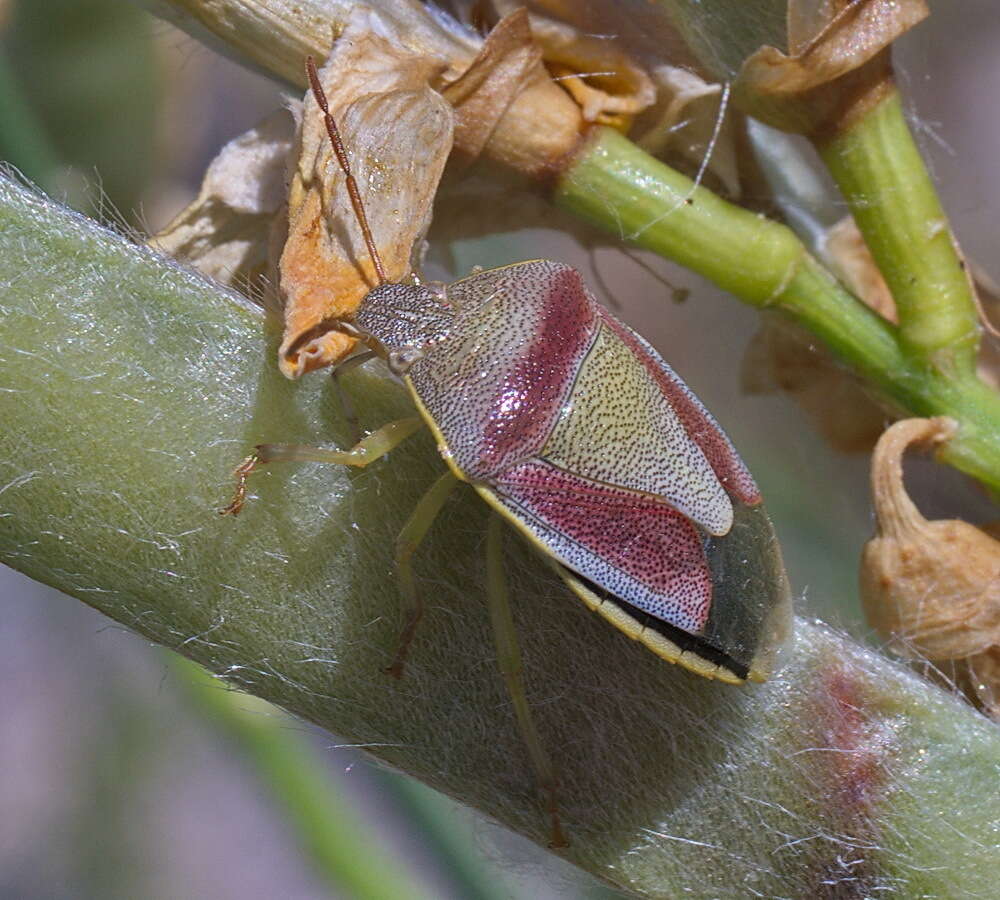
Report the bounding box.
[305,55,388,286]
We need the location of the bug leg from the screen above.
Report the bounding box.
[330,351,376,446]
[220,416,426,516]
[485,514,568,849]
[385,470,459,679]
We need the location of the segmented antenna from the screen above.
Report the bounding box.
[305,55,388,286]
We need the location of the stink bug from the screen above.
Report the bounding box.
[224,56,790,686]
[223,55,790,845]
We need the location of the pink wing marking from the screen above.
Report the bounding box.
[598,308,761,506]
[496,459,712,633]
[478,265,597,472]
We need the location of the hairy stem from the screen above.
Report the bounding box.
[2,172,999,899]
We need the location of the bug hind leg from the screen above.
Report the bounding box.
[385,470,459,679]
[486,514,568,849]
[219,416,425,516]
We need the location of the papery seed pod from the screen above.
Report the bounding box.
[860,417,1000,718]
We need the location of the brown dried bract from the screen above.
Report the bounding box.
[823,215,896,322]
[149,109,295,305]
[441,8,546,166]
[860,417,1000,719]
[481,1,740,189]
[489,0,656,128]
[735,0,929,137]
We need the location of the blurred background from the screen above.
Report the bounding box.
[1,1,998,897]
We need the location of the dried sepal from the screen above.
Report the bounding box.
[148,109,295,303]
[860,417,1000,718]
[740,314,887,453]
[734,0,928,137]
[445,1,743,186]
[441,7,583,176]
[442,8,553,167]
[484,2,743,188]
[517,19,655,126]
[481,0,656,127]
[278,8,454,377]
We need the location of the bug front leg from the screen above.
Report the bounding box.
[385,470,459,679]
[486,514,568,849]
[331,350,377,446]
[220,416,426,516]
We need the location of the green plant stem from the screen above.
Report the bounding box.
[556,126,1000,493]
[3,172,1000,900]
[816,89,981,373]
[145,0,474,89]
[382,776,520,900]
[0,51,62,188]
[170,656,436,900]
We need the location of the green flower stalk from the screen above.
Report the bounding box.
[556,127,1000,493]
[653,1,982,371]
[816,89,981,373]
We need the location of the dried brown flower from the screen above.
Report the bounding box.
[860,417,1000,719]
[735,0,928,137]
[148,110,294,303]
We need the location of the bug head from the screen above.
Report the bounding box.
[353,282,455,375]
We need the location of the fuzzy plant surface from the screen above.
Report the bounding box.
[2,170,999,897]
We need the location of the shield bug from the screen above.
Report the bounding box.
[225,56,790,685]
[224,53,790,841]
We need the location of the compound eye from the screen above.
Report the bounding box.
[387,347,424,375]
[426,281,450,308]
